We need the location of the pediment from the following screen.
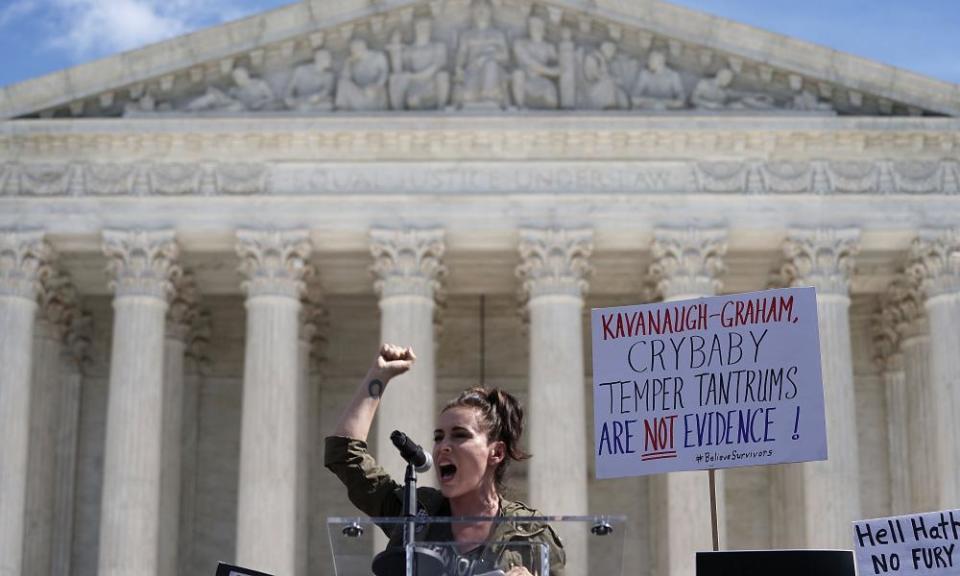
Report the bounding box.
[2,0,958,120]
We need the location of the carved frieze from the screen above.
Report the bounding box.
[45,0,927,120]
[150,164,205,196]
[3,159,960,197]
[20,164,74,197]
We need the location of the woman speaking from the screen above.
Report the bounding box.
[325,344,566,576]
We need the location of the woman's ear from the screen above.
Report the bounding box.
[489,441,506,465]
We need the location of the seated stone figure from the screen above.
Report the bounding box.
[185,67,276,113]
[691,68,775,110]
[454,0,510,109]
[387,18,450,110]
[582,41,630,110]
[336,39,390,111]
[790,89,834,112]
[511,17,561,109]
[631,51,686,110]
[285,50,336,111]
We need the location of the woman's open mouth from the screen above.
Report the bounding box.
[439,463,457,482]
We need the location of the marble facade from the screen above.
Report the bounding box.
[1,1,960,576]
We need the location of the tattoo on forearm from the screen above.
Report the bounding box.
[368,379,384,398]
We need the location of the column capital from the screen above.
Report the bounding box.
[300,287,329,371]
[517,228,593,301]
[650,228,727,299]
[64,309,93,369]
[236,229,313,300]
[185,309,213,375]
[166,271,199,341]
[911,228,960,299]
[37,269,78,341]
[782,228,860,296]
[0,230,53,301]
[102,229,180,300]
[370,228,446,300]
[872,301,903,372]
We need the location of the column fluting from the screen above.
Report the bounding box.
[781,228,861,549]
[0,231,51,576]
[517,227,593,576]
[235,229,312,575]
[23,270,77,576]
[911,229,960,507]
[98,229,180,576]
[369,228,445,478]
[648,228,727,576]
[159,273,198,576]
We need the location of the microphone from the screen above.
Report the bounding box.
[390,430,433,473]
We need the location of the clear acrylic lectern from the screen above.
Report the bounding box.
[328,515,626,576]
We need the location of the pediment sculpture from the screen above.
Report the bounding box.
[118,0,838,117]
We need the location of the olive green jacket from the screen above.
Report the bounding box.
[324,435,566,575]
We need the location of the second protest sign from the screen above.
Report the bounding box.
[591,286,827,479]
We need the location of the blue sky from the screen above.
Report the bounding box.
[1,0,958,88]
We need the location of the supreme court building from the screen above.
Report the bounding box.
[1,1,959,575]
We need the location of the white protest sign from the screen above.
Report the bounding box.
[591,287,826,479]
[853,509,960,575]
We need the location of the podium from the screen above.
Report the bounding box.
[327,515,627,576]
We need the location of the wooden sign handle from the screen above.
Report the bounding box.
[709,469,719,551]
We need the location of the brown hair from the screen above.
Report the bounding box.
[443,386,531,489]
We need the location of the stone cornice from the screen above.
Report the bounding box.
[3,117,960,163]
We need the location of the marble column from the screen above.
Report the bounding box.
[873,298,908,515]
[648,228,727,576]
[911,229,960,506]
[297,291,324,576]
[159,273,198,576]
[898,311,936,512]
[370,228,445,478]
[517,227,593,576]
[781,228,861,549]
[23,271,76,576]
[0,231,51,576]
[51,310,92,576]
[99,229,180,576]
[235,229,312,575]
[178,310,210,576]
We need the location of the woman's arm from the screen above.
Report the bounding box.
[333,343,416,441]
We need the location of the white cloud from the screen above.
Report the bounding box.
[0,0,38,28]
[40,0,270,60]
